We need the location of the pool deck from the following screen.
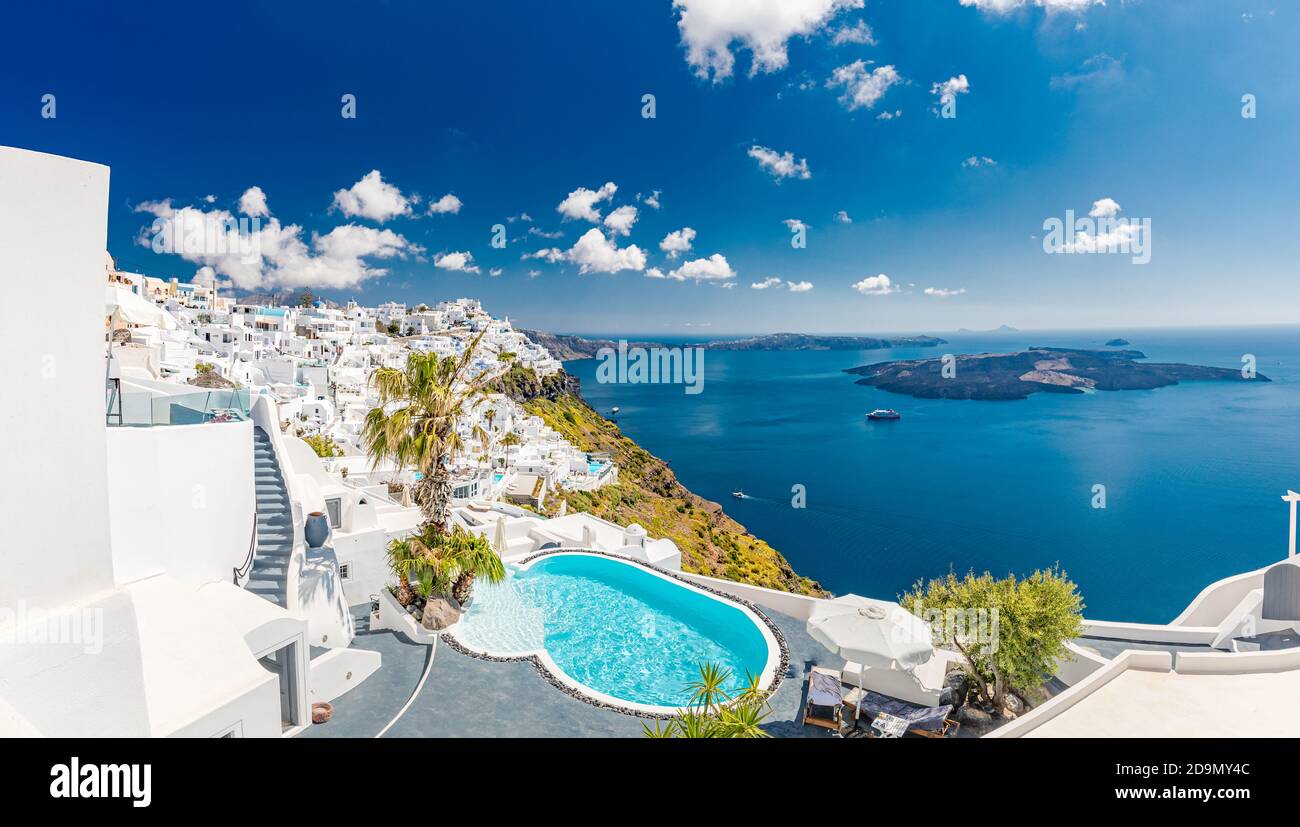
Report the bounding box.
[302,603,863,738]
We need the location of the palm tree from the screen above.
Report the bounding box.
[439,526,507,604]
[499,431,521,468]
[386,535,437,606]
[483,407,497,434]
[362,332,490,535]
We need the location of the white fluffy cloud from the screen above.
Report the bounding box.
[960,0,1103,13]
[135,196,422,290]
[639,190,662,210]
[673,0,864,81]
[427,194,463,215]
[1062,198,1142,253]
[962,156,997,168]
[660,227,697,259]
[567,228,647,274]
[831,19,876,45]
[527,230,648,274]
[521,247,567,263]
[924,286,967,297]
[834,210,852,223]
[827,61,901,111]
[751,277,814,292]
[434,251,479,273]
[852,274,899,295]
[557,182,618,223]
[645,267,684,281]
[1089,197,1121,218]
[331,170,413,222]
[748,145,812,180]
[670,253,736,281]
[603,205,639,236]
[932,74,970,99]
[239,186,269,217]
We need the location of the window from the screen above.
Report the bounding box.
[325,497,342,529]
[340,562,351,581]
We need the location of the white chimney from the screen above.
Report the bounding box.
[623,523,647,549]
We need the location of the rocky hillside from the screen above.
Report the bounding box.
[847,347,1270,401]
[520,329,948,359]
[517,330,663,360]
[496,369,823,595]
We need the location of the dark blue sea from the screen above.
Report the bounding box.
[566,327,1300,623]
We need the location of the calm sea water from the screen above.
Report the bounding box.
[566,327,1300,623]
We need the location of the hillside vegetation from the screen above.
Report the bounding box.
[523,393,824,596]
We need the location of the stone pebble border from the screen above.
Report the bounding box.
[441,549,791,720]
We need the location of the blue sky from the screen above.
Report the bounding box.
[3,0,1298,334]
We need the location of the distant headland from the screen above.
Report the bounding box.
[845,347,1269,401]
[524,330,946,360]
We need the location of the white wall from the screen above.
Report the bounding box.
[1170,565,1270,626]
[675,571,826,620]
[987,650,1174,738]
[0,147,115,611]
[106,420,256,590]
[335,528,393,607]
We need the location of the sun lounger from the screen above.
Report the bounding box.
[843,685,958,737]
[802,667,845,731]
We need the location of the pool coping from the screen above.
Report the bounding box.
[441,548,791,719]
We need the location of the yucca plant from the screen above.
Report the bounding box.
[644,663,773,738]
[687,662,734,712]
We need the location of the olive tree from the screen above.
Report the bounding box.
[901,565,1083,713]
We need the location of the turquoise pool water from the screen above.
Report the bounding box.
[587,461,605,474]
[493,472,504,482]
[453,554,773,708]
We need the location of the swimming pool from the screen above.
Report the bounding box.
[449,553,780,713]
[587,461,605,475]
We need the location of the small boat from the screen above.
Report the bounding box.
[731,490,745,499]
[867,409,901,421]
[611,406,620,414]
